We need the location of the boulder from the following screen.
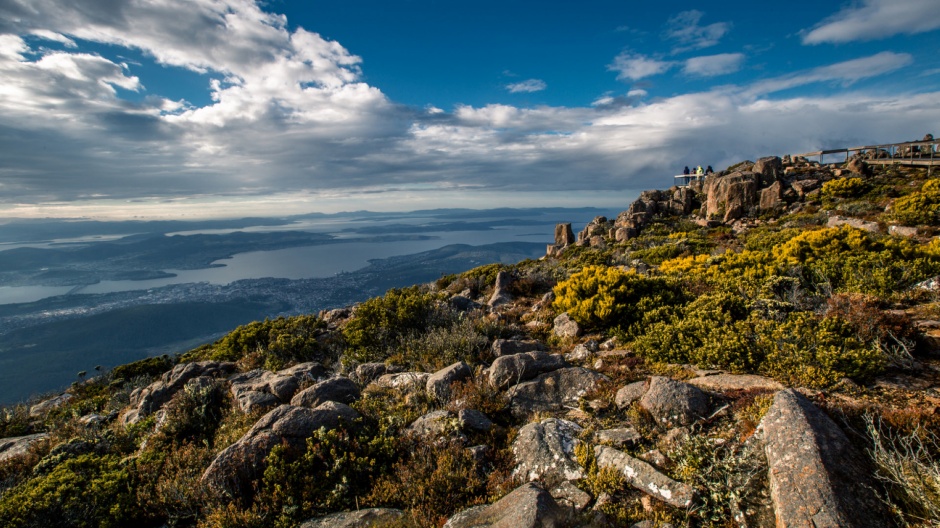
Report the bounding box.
[761,389,891,527]
[300,508,404,528]
[353,362,404,385]
[790,179,820,198]
[639,376,709,427]
[373,372,430,392]
[594,445,696,509]
[759,181,784,211]
[552,313,581,338]
[550,480,592,514]
[509,367,608,416]
[405,410,462,440]
[0,433,48,463]
[290,377,361,408]
[229,362,328,413]
[458,409,494,432]
[513,418,585,487]
[752,156,783,185]
[847,158,872,177]
[451,295,482,312]
[488,271,514,308]
[202,402,359,499]
[827,215,880,233]
[703,171,760,222]
[427,361,472,401]
[123,361,235,425]
[491,339,544,358]
[487,351,568,390]
[889,225,918,237]
[595,427,641,448]
[554,223,575,247]
[615,380,648,409]
[687,373,783,392]
[444,482,564,528]
[29,393,73,417]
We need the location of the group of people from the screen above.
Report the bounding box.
[683,165,713,175]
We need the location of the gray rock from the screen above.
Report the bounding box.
[513,418,585,487]
[427,361,472,401]
[509,367,608,416]
[353,362,404,385]
[488,271,514,308]
[405,410,460,439]
[889,225,918,237]
[202,402,359,499]
[565,343,596,362]
[300,508,403,528]
[458,409,494,432]
[29,393,73,417]
[0,433,48,463]
[639,376,709,427]
[123,361,236,425]
[488,351,568,390]
[761,389,891,528]
[615,380,648,409]
[451,295,482,312]
[827,215,880,233]
[291,377,361,408]
[686,373,783,392]
[552,313,581,338]
[229,362,329,413]
[373,371,430,392]
[753,156,782,185]
[594,445,696,509]
[595,428,641,448]
[550,480,592,514]
[491,339,545,357]
[235,390,281,414]
[444,482,564,528]
[555,223,575,247]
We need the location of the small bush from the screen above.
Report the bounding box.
[184,315,328,371]
[553,265,682,330]
[822,177,868,199]
[891,179,940,226]
[110,355,175,385]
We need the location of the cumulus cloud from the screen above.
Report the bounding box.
[665,10,732,53]
[506,79,547,93]
[802,0,940,44]
[608,52,675,81]
[683,53,745,77]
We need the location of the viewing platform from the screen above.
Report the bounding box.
[795,138,939,174]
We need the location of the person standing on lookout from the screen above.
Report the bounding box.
[696,166,704,175]
[683,166,690,175]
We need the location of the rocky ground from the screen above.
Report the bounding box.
[2,153,940,527]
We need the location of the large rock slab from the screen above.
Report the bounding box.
[488,351,568,390]
[594,445,696,509]
[703,171,760,222]
[444,482,564,528]
[687,373,783,392]
[202,402,359,500]
[513,418,585,487]
[29,393,73,417]
[290,377,360,408]
[509,367,608,416]
[639,376,709,427]
[123,361,235,425]
[300,508,403,528]
[0,433,48,463]
[761,389,892,528]
[427,361,472,401]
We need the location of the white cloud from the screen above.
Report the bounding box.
[608,52,675,81]
[28,29,77,48]
[627,89,648,98]
[802,0,940,44]
[665,10,732,53]
[745,51,912,97]
[683,53,745,77]
[506,79,547,93]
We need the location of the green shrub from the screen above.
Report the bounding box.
[184,315,328,370]
[0,454,135,528]
[892,179,940,226]
[389,316,490,371]
[342,286,450,364]
[822,177,868,199]
[110,355,175,385]
[146,379,228,450]
[552,265,682,330]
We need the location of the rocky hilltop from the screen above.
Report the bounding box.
[2,151,940,528]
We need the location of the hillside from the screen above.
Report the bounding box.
[2,153,940,527]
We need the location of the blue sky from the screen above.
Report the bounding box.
[0,0,939,219]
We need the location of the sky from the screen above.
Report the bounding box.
[1,0,939,220]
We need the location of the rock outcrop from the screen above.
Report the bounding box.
[509,367,608,416]
[426,361,472,401]
[229,362,327,414]
[761,389,892,527]
[444,482,564,528]
[513,418,585,487]
[488,271,514,308]
[202,402,359,499]
[123,361,235,425]
[639,376,710,427]
[487,351,568,390]
[290,377,360,408]
[0,433,48,463]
